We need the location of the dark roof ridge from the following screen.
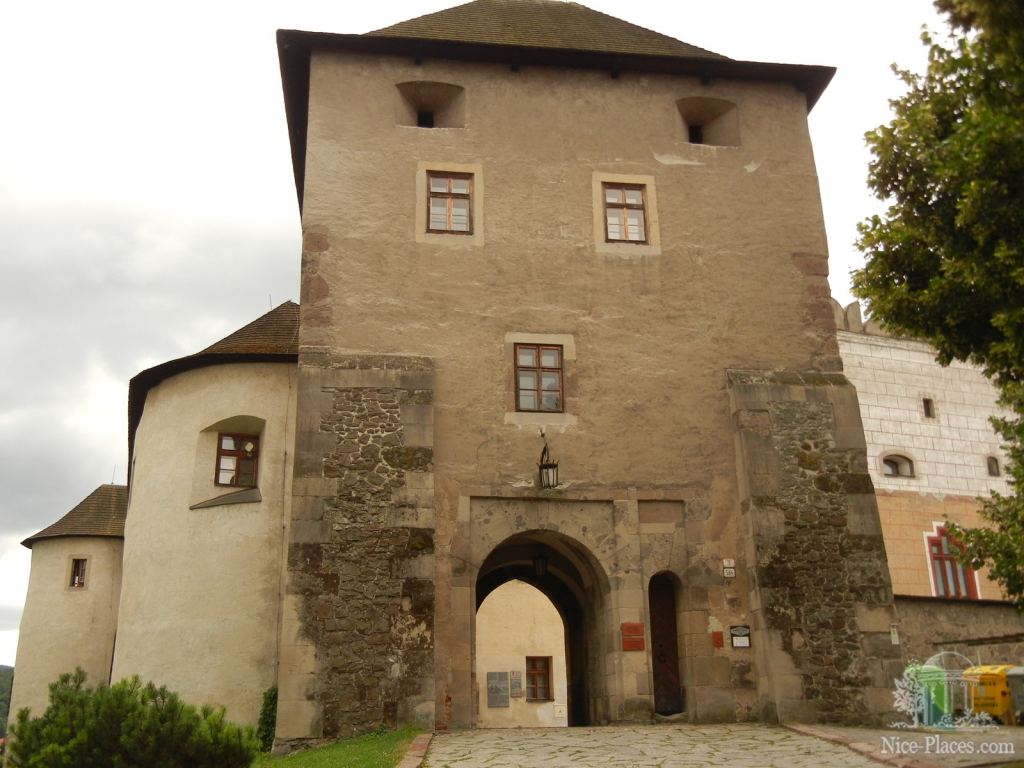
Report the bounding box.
[23,484,128,548]
[367,0,729,61]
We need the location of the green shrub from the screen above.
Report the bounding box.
[256,687,277,752]
[8,668,259,768]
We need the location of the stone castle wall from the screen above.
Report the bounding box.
[895,596,1024,665]
[729,370,900,724]
[276,353,436,748]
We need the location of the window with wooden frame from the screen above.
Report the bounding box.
[525,656,552,701]
[216,433,259,487]
[987,456,1001,477]
[427,172,472,234]
[515,344,563,412]
[603,183,647,243]
[69,558,87,588]
[928,527,978,599]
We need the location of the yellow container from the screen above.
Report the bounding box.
[964,665,1018,724]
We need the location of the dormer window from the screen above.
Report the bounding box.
[882,454,914,478]
[216,433,259,487]
[677,97,739,146]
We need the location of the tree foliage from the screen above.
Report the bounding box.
[853,0,1024,608]
[256,687,277,752]
[7,669,259,768]
[1,665,13,738]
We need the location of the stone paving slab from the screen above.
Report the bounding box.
[422,724,883,768]
[789,724,1024,768]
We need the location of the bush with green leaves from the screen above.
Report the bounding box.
[256,686,277,752]
[8,668,259,768]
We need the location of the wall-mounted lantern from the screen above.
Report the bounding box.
[538,431,559,489]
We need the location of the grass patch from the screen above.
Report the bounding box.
[254,726,421,768]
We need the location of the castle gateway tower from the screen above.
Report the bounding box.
[274,0,899,745]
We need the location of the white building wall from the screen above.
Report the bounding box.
[112,362,297,726]
[9,537,123,720]
[837,330,1009,497]
[476,580,568,728]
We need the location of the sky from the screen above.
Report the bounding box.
[0,0,946,667]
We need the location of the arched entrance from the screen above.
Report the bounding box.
[648,571,684,715]
[476,580,569,727]
[475,530,610,727]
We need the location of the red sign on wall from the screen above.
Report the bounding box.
[621,622,645,651]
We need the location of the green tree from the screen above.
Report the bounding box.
[853,0,1024,608]
[8,669,259,768]
[0,665,13,738]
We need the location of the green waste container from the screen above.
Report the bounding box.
[912,664,951,726]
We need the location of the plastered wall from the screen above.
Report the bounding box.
[293,47,845,736]
[112,362,297,726]
[9,537,123,720]
[837,330,1009,497]
[838,328,1009,600]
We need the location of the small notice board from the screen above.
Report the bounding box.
[486,672,510,707]
[621,622,645,651]
[729,625,751,648]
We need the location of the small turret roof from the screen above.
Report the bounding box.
[198,301,300,356]
[368,0,728,61]
[23,484,128,548]
[127,302,300,473]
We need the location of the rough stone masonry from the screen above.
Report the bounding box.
[729,370,902,724]
[282,353,437,745]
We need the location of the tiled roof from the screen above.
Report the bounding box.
[23,485,128,548]
[198,301,299,356]
[369,0,727,60]
[127,302,300,475]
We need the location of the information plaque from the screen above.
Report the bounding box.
[486,671,510,707]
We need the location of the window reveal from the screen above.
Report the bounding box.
[928,527,977,599]
[603,183,647,243]
[428,172,472,233]
[216,433,259,487]
[526,656,552,701]
[882,454,914,477]
[69,558,87,588]
[515,344,563,412]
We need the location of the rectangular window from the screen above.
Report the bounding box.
[69,558,87,588]
[603,183,647,243]
[427,172,472,234]
[526,656,552,701]
[216,433,259,487]
[515,344,563,412]
[923,398,935,418]
[928,527,977,599]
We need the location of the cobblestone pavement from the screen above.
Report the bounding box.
[422,724,883,768]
